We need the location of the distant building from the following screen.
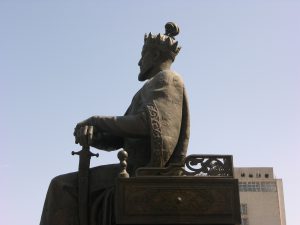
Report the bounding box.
[234,167,286,225]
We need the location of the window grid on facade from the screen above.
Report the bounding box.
[239,181,277,192]
[241,203,247,215]
[241,218,249,225]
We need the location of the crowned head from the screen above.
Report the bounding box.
[138,22,181,81]
[142,22,181,62]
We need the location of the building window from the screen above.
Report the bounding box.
[249,174,253,178]
[241,218,249,225]
[239,181,277,192]
[261,182,277,192]
[239,182,247,192]
[247,182,255,191]
[241,173,245,177]
[240,204,247,215]
[265,173,269,178]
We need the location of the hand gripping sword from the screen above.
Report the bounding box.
[72,142,99,225]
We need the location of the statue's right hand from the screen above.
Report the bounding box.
[74,125,94,146]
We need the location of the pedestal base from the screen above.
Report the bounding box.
[115,177,241,225]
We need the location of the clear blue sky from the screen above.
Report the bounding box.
[1,1,299,224]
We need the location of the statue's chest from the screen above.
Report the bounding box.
[128,87,150,114]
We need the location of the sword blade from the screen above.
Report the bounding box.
[72,146,99,225]
[78,146,90,225]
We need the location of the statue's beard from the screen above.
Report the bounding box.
[138,64,154,81]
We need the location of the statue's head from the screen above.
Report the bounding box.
[138,22,181,81]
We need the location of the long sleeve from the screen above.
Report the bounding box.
[91,112,149,138]
[88,112,149,151]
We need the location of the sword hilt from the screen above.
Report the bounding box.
[71,147,99,158]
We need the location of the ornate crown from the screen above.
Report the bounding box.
[143,22,181,60]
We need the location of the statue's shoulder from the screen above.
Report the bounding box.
[153,70,184,87]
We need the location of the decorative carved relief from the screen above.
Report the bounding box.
[183,155,233,177]
[136,154,233,177]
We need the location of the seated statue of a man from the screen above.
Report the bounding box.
[40,22,190,225]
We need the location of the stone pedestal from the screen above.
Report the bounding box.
[115,176,241,225]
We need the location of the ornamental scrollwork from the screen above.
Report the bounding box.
[135,154,233,177]
[182,155,233,177]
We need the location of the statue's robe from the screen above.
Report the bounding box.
[40,70,190,225]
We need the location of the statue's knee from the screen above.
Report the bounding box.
[50,174,65,188]
[50,172,77,189]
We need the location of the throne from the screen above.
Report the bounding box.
[115,150,241,225]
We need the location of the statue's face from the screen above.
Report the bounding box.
[138,48,156,81]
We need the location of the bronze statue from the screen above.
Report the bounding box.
[40,22,190,225]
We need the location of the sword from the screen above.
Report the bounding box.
[72,137,99,225]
